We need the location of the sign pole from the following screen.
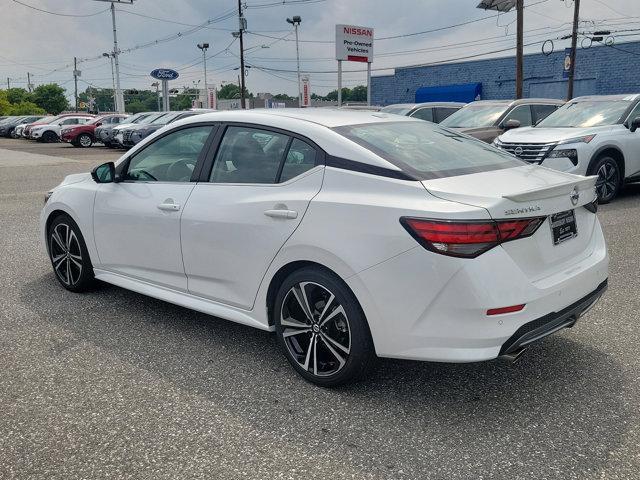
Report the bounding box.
[337,60,342,107]
[162,80,169,111]
[366,62,371,106]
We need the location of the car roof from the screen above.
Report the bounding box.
[570,94,640,102]
[384,102,466,109]
[464,98,564,107]
[186,108,416,128]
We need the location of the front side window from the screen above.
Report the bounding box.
[410,108,434,122]
[503,105,532,127]
[334,121,523,180]
[440,103,510,128]
[538,99,633,127]
[209,126,289,184]
[125,125,214,182]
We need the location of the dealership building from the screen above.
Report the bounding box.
[371,40,640,105]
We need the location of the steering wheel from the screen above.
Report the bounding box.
[166,158,197,182]
[132,169,157,181]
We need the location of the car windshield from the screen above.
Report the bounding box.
[536,99,632,127]
[334,121,524,180]
[37,116,57,124]
[154,112,183,124]
[381,105,413,115]
[440,104,509,128]
[129,113,149,123]
[143,113,169,124]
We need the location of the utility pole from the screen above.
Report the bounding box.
[476,0,524,98]
[567,0,581,100]
[73,57,79,112]
[110,2,124,112]
[287,16,302,107]
[197,43,210,108]
[103,52,116,111]
[27,72,32,92]
[515,0,523,99]
[152,82,160,111]
[7,77,10,89]
[237,0,246,109]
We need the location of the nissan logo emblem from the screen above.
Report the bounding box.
[514,146,524,156]
[570,187,580,206]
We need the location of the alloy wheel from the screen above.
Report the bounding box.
[595,159,619,202]
[79,134,92,147]
[280,282,351,377]
[49,223,84,286]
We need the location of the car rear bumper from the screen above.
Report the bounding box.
[348,216,609,362]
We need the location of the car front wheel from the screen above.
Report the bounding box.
[41,131,58,143]
[274,267,375,386]
[590,155,621,204]
[48,214,95,292]
[78,133,93,147]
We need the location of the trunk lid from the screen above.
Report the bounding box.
[421,164,598,282]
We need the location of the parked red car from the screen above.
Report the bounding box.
[22,113,96,140]
[60,114,129,147]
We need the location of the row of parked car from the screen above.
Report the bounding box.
[380,94,640,202]
[0,109,209,149]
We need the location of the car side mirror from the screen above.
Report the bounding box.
[502,119,521,130]
[630,116,640,133]
[91,162,116,183]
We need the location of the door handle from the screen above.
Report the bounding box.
[158,202,181,211]
[264,209,298,219]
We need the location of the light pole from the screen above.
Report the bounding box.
[103,52,116,111]
[197,43,210,108]
[286,16,302,107]
[151,82,160,111]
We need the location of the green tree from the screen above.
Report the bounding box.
[349,85,367,102]
[273,93,295,101]
[31,84,68,114]
[6,88,33,105]
[325,87,351,102]
[217,84,251,100]
[125,100,147,114]
[9,101,46,115]
[0,90,12,115]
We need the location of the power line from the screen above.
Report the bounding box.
[12,0,110,17]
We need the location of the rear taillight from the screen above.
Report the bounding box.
[400,217,545,258]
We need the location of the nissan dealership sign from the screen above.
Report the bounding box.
[335,24,374,63]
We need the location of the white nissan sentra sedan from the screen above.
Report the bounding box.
[41,109,609,386]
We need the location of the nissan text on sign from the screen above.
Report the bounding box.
[335,25,374,63]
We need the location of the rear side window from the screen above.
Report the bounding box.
[210,126,289,184]
[532,104,559,124]
[280,139,317,182]
[334,121,524,180]
[410,108,433,122]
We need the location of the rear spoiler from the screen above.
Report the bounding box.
[502,175,597,202]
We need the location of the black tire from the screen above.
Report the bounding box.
[47,214,95,292]
[274,266,376,387]
[41,131,58,143]
[588,154,622,204]
[77,133,93,148]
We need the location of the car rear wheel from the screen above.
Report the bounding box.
[78,133,93,148]
[274,267,375,386]
[48,214,95,292]
[590,155,621,204]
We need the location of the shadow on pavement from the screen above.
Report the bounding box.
[21,273,629,479]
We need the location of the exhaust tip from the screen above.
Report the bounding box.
[499,347,528,363]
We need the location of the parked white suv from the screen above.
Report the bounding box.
[494,94,640,203]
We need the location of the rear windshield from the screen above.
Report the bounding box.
[334,121,524,180]
[380,105,412,115]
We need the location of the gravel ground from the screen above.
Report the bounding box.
[1,139,639,480]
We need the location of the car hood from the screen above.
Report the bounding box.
[59,172,91,187]
[498,125,616,143]
[451,126,496,135]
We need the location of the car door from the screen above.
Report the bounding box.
[93,124,217,291]
[620,101,640,178]
[181,124,324,310]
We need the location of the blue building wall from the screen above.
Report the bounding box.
[372,41,640,105]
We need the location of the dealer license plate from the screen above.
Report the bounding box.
[550,210,577,245]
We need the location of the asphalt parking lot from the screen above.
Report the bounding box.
[1,138,639,480]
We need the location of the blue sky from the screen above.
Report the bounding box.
[1,0,639,98]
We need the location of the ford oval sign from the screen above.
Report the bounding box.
[150,68,179,80]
